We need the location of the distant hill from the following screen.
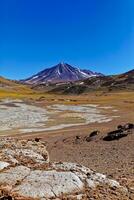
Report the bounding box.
[21,62,103,84]
[0,76,34,94]
[33,69,134,94]
[0,76,20,89]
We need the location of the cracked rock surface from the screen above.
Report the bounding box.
[0,138,131,199]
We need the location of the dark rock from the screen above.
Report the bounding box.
[35,137,41,142]
[108,129,123,135]
[90,130,99,137]
[86,130,99,142]
[85,136,91,142]
[103,129,128,141]
[117,123,134,131]
[75,136,81,140]
[117,125,124,130]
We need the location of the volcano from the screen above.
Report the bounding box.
[22,62,103,84]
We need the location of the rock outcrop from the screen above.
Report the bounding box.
[0,138,130,199]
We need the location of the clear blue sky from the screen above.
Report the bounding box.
[0,0,134,79]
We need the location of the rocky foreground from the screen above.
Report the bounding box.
[0,138,133,200]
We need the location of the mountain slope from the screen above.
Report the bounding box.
[44,69,134,94]
[0,76,35,97]
[0,76,22,90]
[22,63,103,84]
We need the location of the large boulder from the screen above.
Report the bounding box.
[103,129,128,141]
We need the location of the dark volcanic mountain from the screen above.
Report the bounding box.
[22,63,103,84]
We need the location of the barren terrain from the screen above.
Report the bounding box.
[0,91,134,199]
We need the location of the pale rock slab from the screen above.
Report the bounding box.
[12,170,84,199]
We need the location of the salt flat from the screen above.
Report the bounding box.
[0,99,118,134]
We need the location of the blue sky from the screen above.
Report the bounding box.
[0,0,134,79]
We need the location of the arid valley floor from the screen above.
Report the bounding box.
[0,90,134,199]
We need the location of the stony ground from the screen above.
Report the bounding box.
[0,138,133,200]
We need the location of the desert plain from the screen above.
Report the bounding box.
[0,84,134,199]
